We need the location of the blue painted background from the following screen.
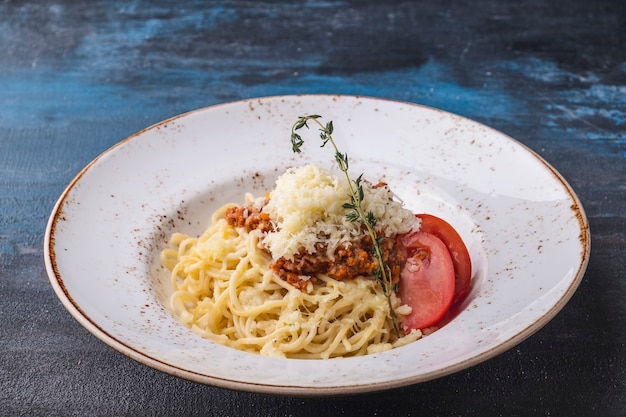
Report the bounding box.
[1,1,624,415]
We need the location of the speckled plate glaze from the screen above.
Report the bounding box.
[44,95,590,395]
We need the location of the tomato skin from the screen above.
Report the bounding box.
[397,231,455,331]
[416,214,472,307]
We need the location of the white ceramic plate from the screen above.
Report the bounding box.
[44,95,590,395]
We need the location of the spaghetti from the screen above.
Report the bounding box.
[161,165,423,358]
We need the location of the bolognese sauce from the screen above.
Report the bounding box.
[225,203,404,291]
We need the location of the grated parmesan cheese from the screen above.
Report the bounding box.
[261,164,419,260]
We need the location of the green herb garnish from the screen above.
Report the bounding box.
[290,115,400,337]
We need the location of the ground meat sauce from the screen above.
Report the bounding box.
[224,202,404,291]
[224,201,273,234]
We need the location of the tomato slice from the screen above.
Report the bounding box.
[397,231,455,331]
[416,214,472,307]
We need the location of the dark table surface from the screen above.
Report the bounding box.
[1,1,624,416]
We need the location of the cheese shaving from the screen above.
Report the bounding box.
[261,163,419,260]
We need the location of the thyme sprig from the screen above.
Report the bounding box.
[290,115,400,337]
